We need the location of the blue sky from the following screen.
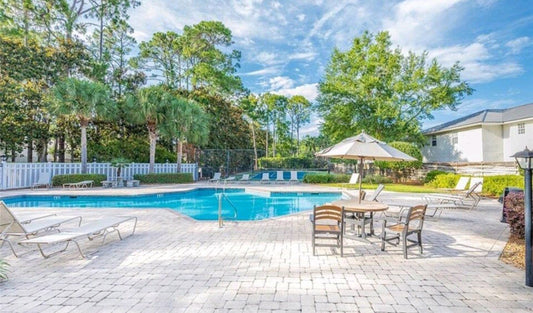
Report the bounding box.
[129,0,533,136]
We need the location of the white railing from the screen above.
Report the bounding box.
[0,162,198,190]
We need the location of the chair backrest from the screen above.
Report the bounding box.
[212,172,221,180]
[348,173,360,184]
[469,177,483,193]
[36,172,51,184]
[0,201,25,235]
[313,205,344,226]
[368,184,385,202]
[276,171,284,181]
[455,177,469,190]
[241,174,249,180]
[465,181,482,197]
[261,173,270,181]
[405,204,427,231]
[290,171,298,181]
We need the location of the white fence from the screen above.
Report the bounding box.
[0,162,198,190]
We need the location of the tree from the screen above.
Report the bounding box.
[318,31,473,144]
[260,93,288,157]
[126,85,179,173]
[374,142,422,182]
[287,95,311,155]
[49,78,113,172]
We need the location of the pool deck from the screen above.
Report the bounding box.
[0,183,532,312]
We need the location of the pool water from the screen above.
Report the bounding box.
[3,188,342,221]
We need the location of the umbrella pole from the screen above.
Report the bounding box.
[358,157,363,203]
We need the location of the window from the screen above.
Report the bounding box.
[451,133,458,145]
[518,123,525,135]
[431,135,437,146]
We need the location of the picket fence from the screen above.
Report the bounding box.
[0,162,198,190]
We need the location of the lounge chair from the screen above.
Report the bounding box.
[289,171,299,183]
[19,216,137,259]
[224,176,236,183]
[275,171,286,183]
[63,180,94,189]
[469,177,483,193]
[261,173,270,183]
[32,172,52,190]
[312,205,344,256]
[367,184,385,202]
[423,181,483,210]
[342,173,361,198]
[443,176,469,193]
[126,179,140,187]
[239,174,250,183]
[209,172,221,183]
[0,201,82,257]
[381,204,427,259]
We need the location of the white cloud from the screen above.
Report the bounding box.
[274,83,319,102]
[505,37,531,54]
[289,52,317,61]
[269,76,294,90]
[254,52,280,66]
[241,67,281,76]
[297,14,306,22]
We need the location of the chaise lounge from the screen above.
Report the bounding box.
[63,180,94,189]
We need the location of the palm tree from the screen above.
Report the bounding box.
[126,86,177,173]
[50,78,113,173]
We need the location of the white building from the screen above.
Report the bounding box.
[422,103,533,163]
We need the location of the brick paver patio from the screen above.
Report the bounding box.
[0,185,531,312]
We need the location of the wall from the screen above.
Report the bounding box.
[503,121,533,161]
[482,125,503,162]
[422,126,483,162]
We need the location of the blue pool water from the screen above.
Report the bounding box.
[2,188,342,221]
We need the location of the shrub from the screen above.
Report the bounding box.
[426,173,460,189]
[133,173,193,184]
[258,157,327,169]
[362,175,393,184]
[424,170,448,183]
[0,258,8,281]
[504,192,526,239]
[52,174,107,187]
[374,142,423,182]
[483,175,523,197]
[302,173,350,184]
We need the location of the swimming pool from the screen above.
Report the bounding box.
[2,188,343,221]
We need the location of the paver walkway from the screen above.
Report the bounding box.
[0,186,532,312]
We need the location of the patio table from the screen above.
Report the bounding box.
[332,199,388,240]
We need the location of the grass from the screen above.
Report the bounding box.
[320,183,442,193]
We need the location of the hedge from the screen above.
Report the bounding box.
[258,157,327,169]
[361,175,393,184]
[424,170,448,183]
[52,174,107,187]
[483,175,523,197]
[426,173,461,189]
[302,173,350,184]
[133,173,193,184]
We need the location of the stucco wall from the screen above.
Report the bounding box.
[422,127,483,162]
[503,121,533,161]
[482,125,503,162]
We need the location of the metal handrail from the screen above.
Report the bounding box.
[217,179,238,227]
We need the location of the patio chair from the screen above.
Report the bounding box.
[423,181,482,210]
[289,171,299,183]
[62,180,94,189]
[442,176,469,193]
[19,216,137,259]
[0,201,82,257]
[275,171,286,183]
[312,205,344,256]
[239,174,250,183]
[381,204,427,259]
[261,173,271,183]
[469,177,483,193]
[209,172,221,183]
[224,176,236,183]
[347,173,360,185]
[368,184,385,202]
[32,172,52,190]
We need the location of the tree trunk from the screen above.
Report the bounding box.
[58,135,65,162]
[53,136,58,162]
[296,124,300,156]
[265,129,269,159]
[148,123,157,173]
[251,122,258,170]
[27,139,33,162]
[176,139,183,173]
[39,138,48,162]
[80,120,88,173]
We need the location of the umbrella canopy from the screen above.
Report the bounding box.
[316,131,417,202]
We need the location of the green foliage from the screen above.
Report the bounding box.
[0,258,9,281]
[133,173,193,184]
[258,157,327,169]
[375,142,422,182]
[52,174,107,187]
[302,173,350,184]
[318,31,473,144]
[424,170,448,183]
[427,173,461,188]
[483,175,524,197]
[504,192,525,239]
[361,175,393,184]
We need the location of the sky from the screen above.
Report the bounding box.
[128,0,533,136]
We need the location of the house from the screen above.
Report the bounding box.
[421,103,533,163]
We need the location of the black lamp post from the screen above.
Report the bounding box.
[511,146,533,287]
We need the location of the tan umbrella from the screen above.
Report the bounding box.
[316,131,417,202]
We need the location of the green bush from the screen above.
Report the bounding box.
[52,174,107,187]
[362,175,393,184]
[424,170,448,183]
[427,173,460,189]
[483,175,523,197]
[302,173,350,184]
[374,142,422,182]
[259,157,327,169]
[133,173,193,184]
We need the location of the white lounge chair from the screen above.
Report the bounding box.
[443,176,469,193]
[63,180,94,189]
[209,172,221,183]
[469,177,483,193]
[239,174,250,183]
[368,184,385,202]
[275,171,286,183]
[261,173,270,183]
[19,216,137,259]
[32,172,52,189]
[289,171,299,183]
[423,181,483,210]
[224,176,236,183]
[0,201,82,257]
[348,173,360,185]
[342,173,361,198]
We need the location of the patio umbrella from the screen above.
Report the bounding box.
[316,131,417,203]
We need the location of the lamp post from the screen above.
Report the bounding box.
[511,146,533,287]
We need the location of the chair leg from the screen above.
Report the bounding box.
[380,221,386,251]
[402,235,408,259]
[312,231,316,256]
[340,232,343,257]
[418,231,423,254]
